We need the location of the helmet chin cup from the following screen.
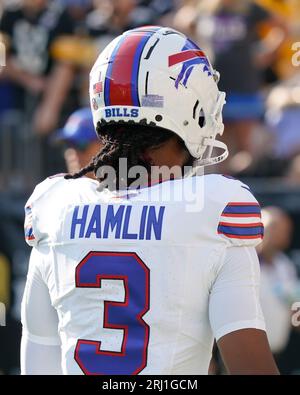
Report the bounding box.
[186,138,229,177]
[199,138,229,166]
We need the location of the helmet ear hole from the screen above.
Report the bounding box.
[198,108,206,128]
[193,101,205,128]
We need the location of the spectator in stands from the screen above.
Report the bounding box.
[258,206,300,357]
[51,0,96,108]
[256,0,300,81]
[86,0,157,45]
[53,107,101,177]
[172,0,287,173]
[61,0,92,31]
[265,75,300,161]
[0,0,75,135]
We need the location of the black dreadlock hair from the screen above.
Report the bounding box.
[64,122,192,190]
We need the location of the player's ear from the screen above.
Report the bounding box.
[142,139,171,167]
[141,151,155,166]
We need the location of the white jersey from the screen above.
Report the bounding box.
[22,174,265,375]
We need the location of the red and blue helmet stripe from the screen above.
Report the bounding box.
[104,27,161,107]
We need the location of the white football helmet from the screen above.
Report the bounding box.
[90,26,228,167]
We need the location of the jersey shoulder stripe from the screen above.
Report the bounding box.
[24,175,67,246]
[222,202,261,215]
[24,205,35,242]
[218,200,263,240]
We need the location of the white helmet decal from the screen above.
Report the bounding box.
[90,26,228,167]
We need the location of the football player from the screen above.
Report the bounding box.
[21,26,278,375]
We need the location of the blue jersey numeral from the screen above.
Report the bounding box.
[74,251,150,375]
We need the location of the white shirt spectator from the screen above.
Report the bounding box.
[260,253,299,354]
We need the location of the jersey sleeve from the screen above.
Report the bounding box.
[24,175,66,246]
[209,246,266,341]
[21,337,62,375]
[21,247,62,374]
[217,181,264,248]
[21,247,60,346]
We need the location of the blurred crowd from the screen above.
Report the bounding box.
[0,0,300,374]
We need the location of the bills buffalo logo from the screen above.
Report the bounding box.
[169,42,212,89]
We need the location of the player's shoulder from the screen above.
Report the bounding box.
[202,173,255,202]
[27,174,97,204]
[158,174,263,248]
[153,173,255,206]
[202,174,264,247]
[26,174,67,203]
[24,175,97,246]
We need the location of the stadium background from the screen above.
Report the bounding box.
[0,0,300,374]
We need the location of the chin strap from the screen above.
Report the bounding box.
[199,138,229,166]
[185,138,229,177]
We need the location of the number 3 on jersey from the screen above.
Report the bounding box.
[74,251,150,375]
